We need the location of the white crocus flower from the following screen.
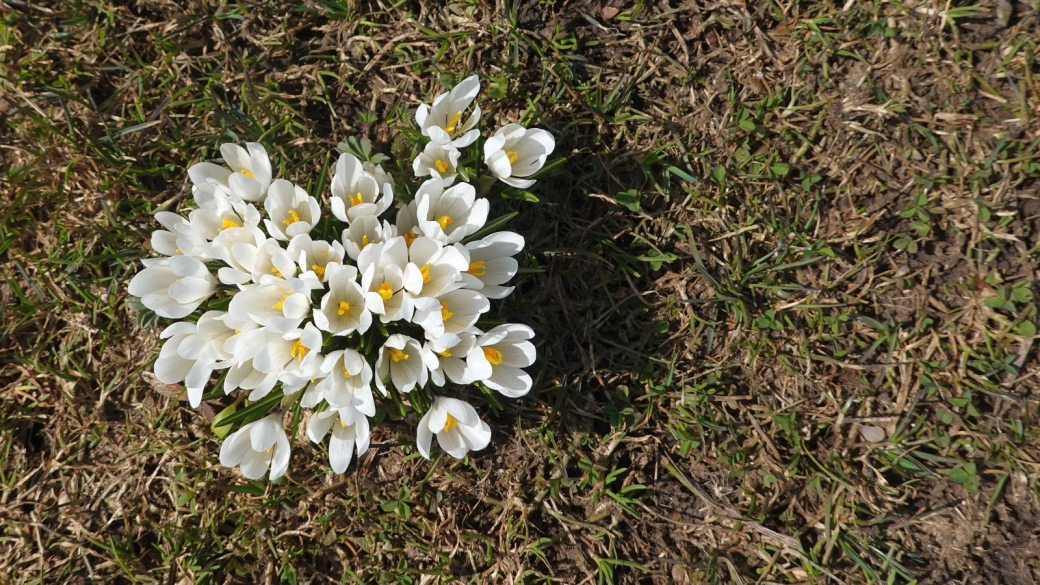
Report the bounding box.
[220,142,273,201]
[363,161,394,196]
[211,225,268,286]
[416,396,491,460]
[357,237,420,322]
[342,215,395,261]
[330,153,392,223]
[415,75,481,148]
[456,231,525,298]
[223,357,280,399]
[467,324,536,397]
[278,340,330,396]
[286,233,345,284]
[423,331,478,386]
[263,179,320,241]
[415,182,489,244]
[154,195,260,261]
[129,256,217,319]
[483,124,555,188]
[304,349,375,412]
[228,276,313,333]
[395,179,442,248]
[313,264,371,336]
[407,236,469,300]
[307,406,371,474]
[375,334,426,394]
[153,312,237,407]
[150,211,205,258]
[413,289,489,339]
[412,141,461,184]
[187,160,231,202]
[219,414,290,480]
[251,239,297,284]
[250,324,323,398]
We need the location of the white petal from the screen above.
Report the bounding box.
[416,410,434,459]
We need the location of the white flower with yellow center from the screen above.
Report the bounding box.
[395,179,443,249]
[314,264,371,336]
[415,182,489,245]
[303,349,375,413]
[186,159,231,202]
[415,75,481,148]
[210,225,268,286]
[250,239,297,284]
[223,357,279,399]
[466,324,536,397]
[157,311,238,407]
[483,124,555,189]
[412,141,461,185]
[416,396,491,460]
[357,237,420,322]
[456,231,525,299]
[330,153,392,223]
[228,276,313,333]
[412,289,489,339]
[219,414,290,480]
[263,179,320,241]
[342,215,395,261]
[250,324,323,396]
[406,236,469,301]
[129,256,218,319]
[150,211,206,259]
[423,331,479,386]
[307,405,370,474]
[278,334,330,396]
[220,142,273,202]
[286,233,344,284]
[375,334,426,394]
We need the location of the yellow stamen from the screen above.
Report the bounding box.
[272,293,291,311]
[265,444,273,453]
[506,150,519,164]
[377,282,394,301]
[437,348,452,358]
[312,264,325,278]
[349,191,364,206]
[403,231,417,247]
[437,215,453,230]
[466,261,486,277]
[483,347,503,365]
[342,366,352,378]
[234,330,241,335]
[221,217,241,231]
[339,418,347,427]
[419,263,432,284]
[434,159,449,174]
[283,209,300,226]
[389,348,408,362]
[443,413,458,431]
[271,266,283,278]
[290,339,306,361]
[174,248,181,254]
[337,301,351,316]
[361,234,369,248]
[240,168,255,179]
[444,111,462,133]
[440,302,454,322]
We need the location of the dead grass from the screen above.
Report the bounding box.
[2,0,1040,583]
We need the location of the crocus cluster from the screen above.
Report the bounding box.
[129,76,552,480]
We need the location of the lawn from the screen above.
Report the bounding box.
[2,0,1040,583]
